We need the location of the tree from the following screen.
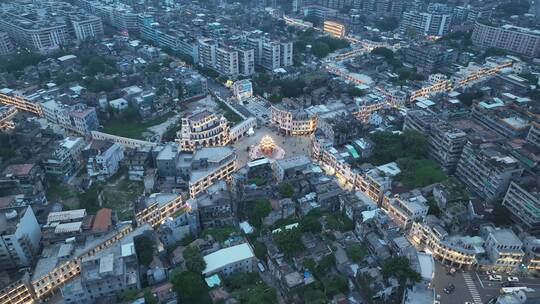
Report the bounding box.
[134,235,155,266]
[346,244,367,262]
[370,47,394,59]
[273,227,304,258]
[253,241,268,260]
[245,284,278,304]
[143,288,158,304]
[347,86,364,97]
[278,182,294,198]
[303,258,316,272]
[315,254,335,278]
[300,215,322,233]
[381,256,421,284]
[171,270,210,303]
[322,275,348,297]
[311,41,331,58]
[301,286,326,304]
[356,273,375,301]
[86,56,107,76]
[396,157,447,188]
[375,17,399,31]
[250,198,272,227]
[492,203,513,226]
[280,79,306,98]
[183,246,206,273]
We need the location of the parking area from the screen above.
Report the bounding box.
[433,262,540,304]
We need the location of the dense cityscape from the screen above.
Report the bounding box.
[0,0,539,303]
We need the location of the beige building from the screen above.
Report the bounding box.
[409,221,479,268]
[270,102,318,136]
[323,21,345,38]
[178,110,230,151]
[189,147,237,198]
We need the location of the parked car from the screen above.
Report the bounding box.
[507,277,519,282]
[444,284,455,294]
[489,275,503,281]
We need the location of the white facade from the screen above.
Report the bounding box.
[87,143,124,179]
[0,206,42,269]
[202,243,255,276]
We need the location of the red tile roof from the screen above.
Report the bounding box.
[92,208,112,233]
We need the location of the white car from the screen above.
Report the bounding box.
[507,276,520,282]
[489,275,503,281]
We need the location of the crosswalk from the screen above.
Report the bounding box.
[463,273,483,304]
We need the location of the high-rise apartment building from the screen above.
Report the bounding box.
[0,3,103,52]
[236,47,255,76]
[455,141,523,202]
[503,180,540,231]
[472,22,540,57]
[71,15,104,41]
[401,10,452,36]
[216,46,239,77]
[0,32,14,56]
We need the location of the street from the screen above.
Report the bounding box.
[433,262,540,304]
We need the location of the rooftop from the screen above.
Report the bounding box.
[202,243,255,275]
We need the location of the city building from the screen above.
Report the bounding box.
[382,192,429,230]
[189,147,237,198]
[0,206,41,270]
[71,15,104,41]
[270,101,318,136]
[471,102,530,139]
[236,46,255,76]
[190,181,235,228]
[44,137,85,179]
[323,21,345,38]
[62,240,140,303]
[403,44,457,74]
[455,141,523,202]
[248,36,293,70]
[409,220,480,268]
[472,22,540,57]
[404,111,468,173]
[177,110,230,151]
[202,243,255,276]
[135,193,187,228]
[85,140,125,180]
[232,79,253,102]
[502,180,540,232]
[401,10,452,36]
[41,100,99,135]
[526,121,540,149]
[0,3,103,53]
[0,32,14,56]
[484,228,524,271]
[216,46,239,77]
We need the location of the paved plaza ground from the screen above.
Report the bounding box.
[232,125,312,167]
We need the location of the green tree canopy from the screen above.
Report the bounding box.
[134,235,155,266]
[381,256,421,284]
[273,227,304,258]
[171,270,210,303]
[375,17,399,31]
[183,246,207,273]
[370,47,394,59]
[346,244,367,262]
[278,182,294,198]
[311,41,331,58]
[249,198,272,227]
